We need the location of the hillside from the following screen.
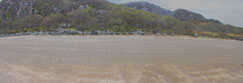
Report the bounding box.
[0,0,243,40]
[172,9,222,24]
[124,2,222,24]
[123,1,172,16]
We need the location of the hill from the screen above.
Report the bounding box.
[123,1,172,16]
[124,2,222,24]
[172,9,222,24]
[0,0,242,40]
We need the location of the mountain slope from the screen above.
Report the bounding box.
[0,0,242,40]
[0,0,111,19]
[124,2,222,24]
[172,9,222,24]
[172,9,206,22]
[123,2,172,16]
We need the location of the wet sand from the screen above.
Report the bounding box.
[0,35,243,83]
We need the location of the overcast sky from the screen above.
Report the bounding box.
[108,0,243,27]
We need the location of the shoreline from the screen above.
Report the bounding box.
[0,34,241,42]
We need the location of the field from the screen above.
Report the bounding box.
[0,35,243,83]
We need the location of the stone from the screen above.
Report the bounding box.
[23,32,31,35]
[135,31,145,35]
[69,30,82,35]
[162,32,167,36]
[102,30,113,35]
[236,38,243,41]
[155,33,161,36]
[96,10,107,15]
[31,32,39,35]
[83,31,92,35]
[169,32,176,36]
[194,33,200,37]
[0,34,5,37]
[15,32,24,36]
[79,5,89,9]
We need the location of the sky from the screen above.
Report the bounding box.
[108,0,243,27]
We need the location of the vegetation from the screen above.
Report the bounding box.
[0,0,242,40]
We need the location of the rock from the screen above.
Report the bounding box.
[169,32,176,36]
[49,32,58,35]
[124,2,172,16]
[91,30,102,35]
[23,32,31,35]
[194,33,199,37]
[236,38,243,41]
[96,30,102,35]
[122,32,127,35]
[102,30,113,35]
[31,32,39,35]
[172,9,222,24]
[135,31,145,35]
[79,5,89,9]
[161,32,167,36]
[128,32,134,35]
[83,31,92,35]
[115,32,120,35]
[96,10,107,15]
[77,31,83,35]
[155,33,161,36]
[172,9,206,22]
[69,30,82,35]
[0,34,5,37]
[59,23,71,28]
[15,32,24,36]
[38,32,44,35]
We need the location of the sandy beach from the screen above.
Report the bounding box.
[0,35,243,83]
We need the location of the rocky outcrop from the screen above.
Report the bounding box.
[124,2,222,24]
[0,0,96,19]
[172,9,222,23]
[0,0,35,19]
[123,2,172,16]
[172,9,206,22]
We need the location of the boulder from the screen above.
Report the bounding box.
[135,31,145,35]
[69,30,82,35]
[161,32,167,36]
[15,32,24,36]
[236,38,243,41]
[31,32,39,35]
[193,33,200,37]
[155,33,161,36]
[102,30,113,35]
[0,34,5,37]
[169,32,176,36]
[23,32,31,35]
[83,31,92,35]
[96,10,107,15]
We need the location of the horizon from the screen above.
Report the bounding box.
[108,0,243,27]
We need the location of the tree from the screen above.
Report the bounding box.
[41,13,66,31]
[67,9,97,30]
[9,15,43,32]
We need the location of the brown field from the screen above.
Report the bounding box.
[0,35,243,83]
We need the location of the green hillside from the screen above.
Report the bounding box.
[0,0,242,40]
